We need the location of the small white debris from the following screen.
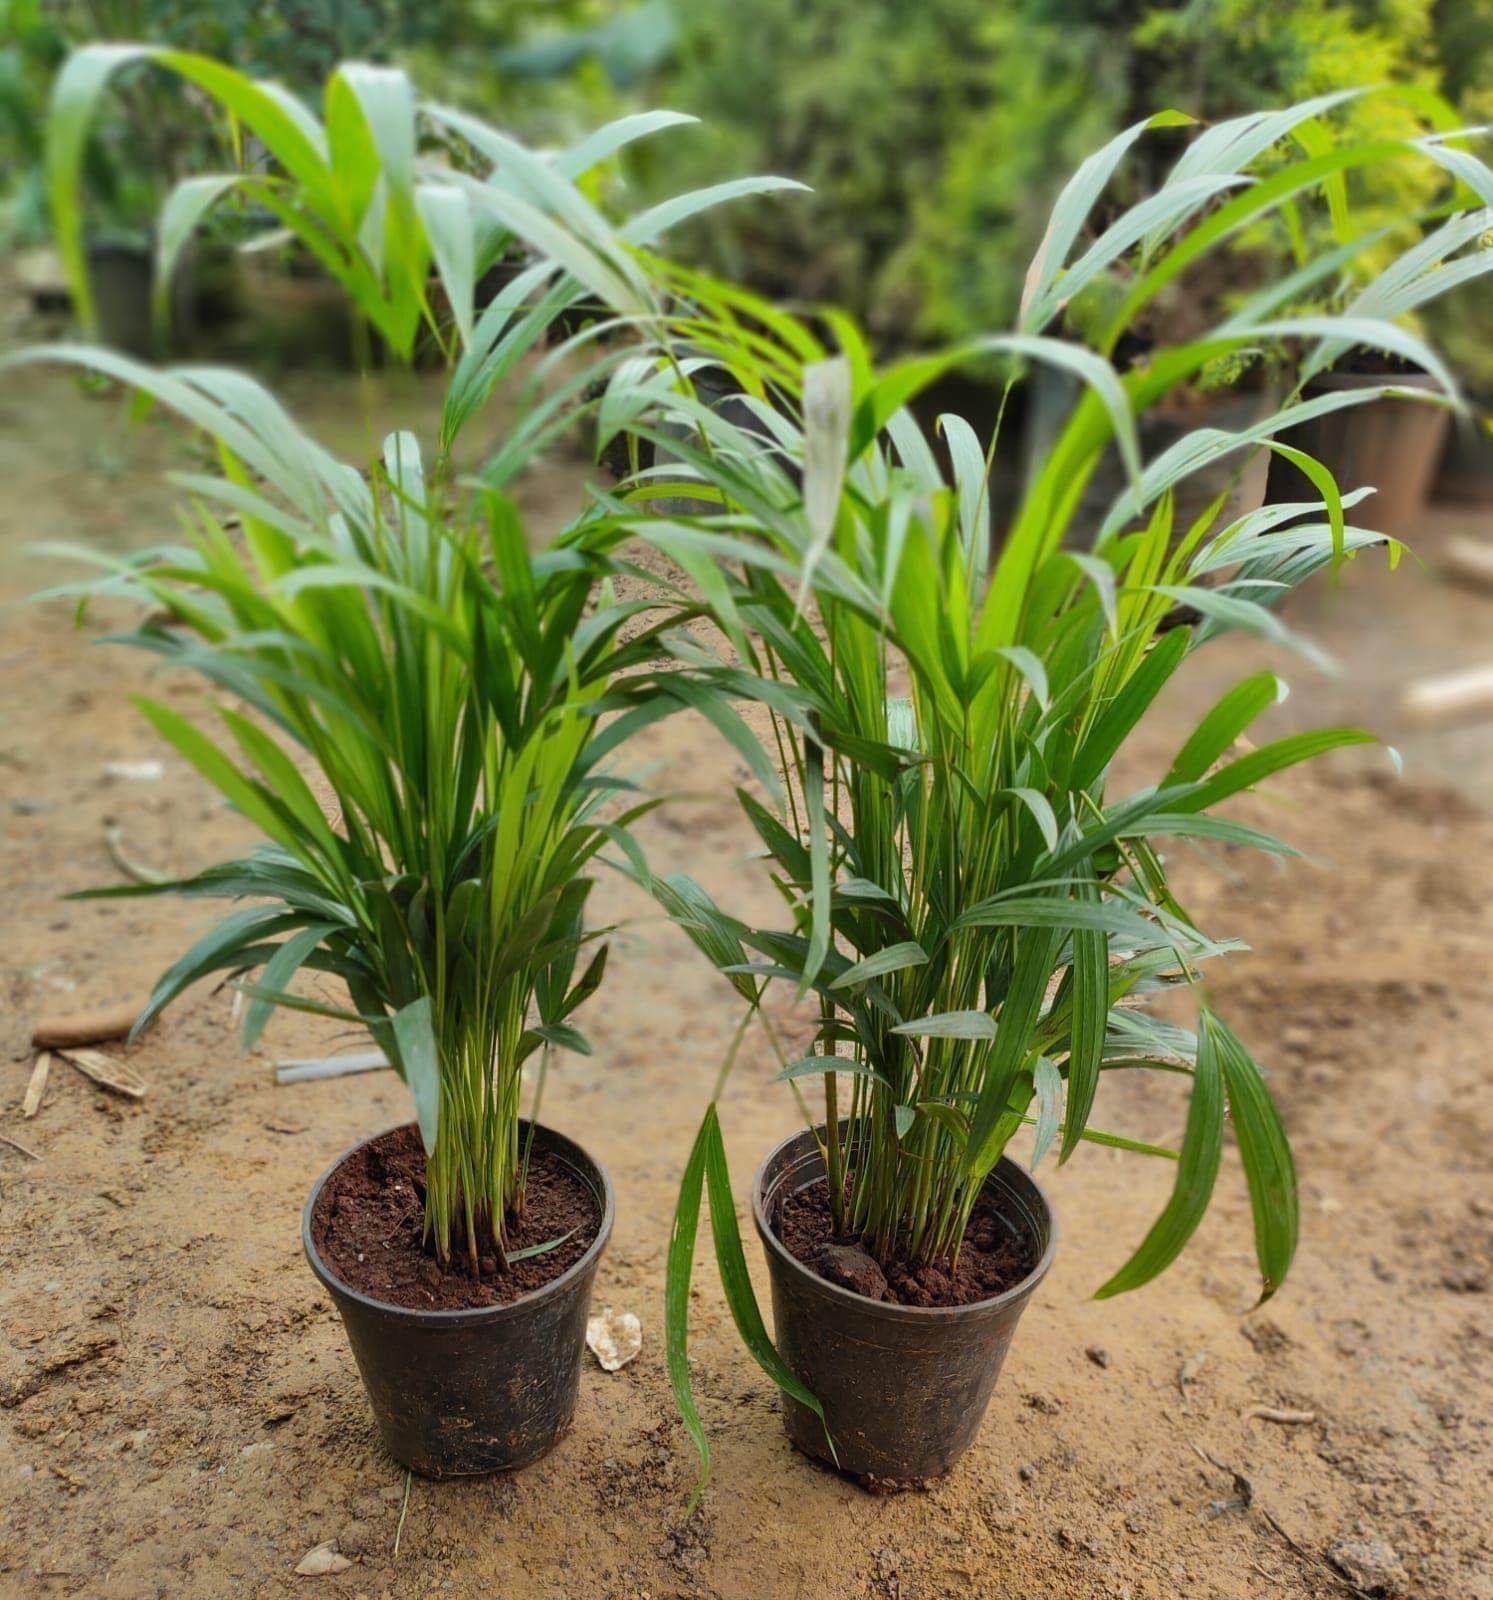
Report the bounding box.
[275,1050,389,1085]
[586,1307,642,1372]
[294,1541,351,1576]
[102,760,165,782]
[1177,1348,1208,1400]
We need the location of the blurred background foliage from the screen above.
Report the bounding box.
[2,0,1489,390]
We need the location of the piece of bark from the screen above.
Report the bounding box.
[32,1003,143,1050]
[21,1054,51,1118]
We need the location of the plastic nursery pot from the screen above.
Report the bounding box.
[1263,371,1450,539]
[752,1124,1056,1487]
[303,1121,614,1478]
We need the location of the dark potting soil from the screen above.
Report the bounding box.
[775,1178,1035,1308]
[311,1124,599,1311]
[1327,350,1422,378]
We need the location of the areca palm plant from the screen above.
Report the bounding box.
[27,46,822,1474]
[9,333,718,1271]
[586,95,1492,1493]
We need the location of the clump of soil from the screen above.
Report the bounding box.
[310,1124,600,1311]
[775,1178,1036,1307]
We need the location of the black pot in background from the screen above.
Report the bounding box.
[1264,371,1450,538]
[1023,365,1273,547]
[303,1121,614,1479]
[1431,410,1493,508]
[753,1124,1056,1486]
[86,236,197,358]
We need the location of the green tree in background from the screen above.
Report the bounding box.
[636,0,1472,352]
[630,0,1020,337]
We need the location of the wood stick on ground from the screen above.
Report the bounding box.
[0,1131,41,1160]
[1401,664,1493,728]
[32,1003,144,1050]
[1245,1405,1316,1425]
[1442,535,1493,592]
[21,1053,51,1118]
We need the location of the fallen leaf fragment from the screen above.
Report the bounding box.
[586,1307,643,1372]
[22,1053,51,1117]
[294,1541,351,1576]
[58,1048,147,1100]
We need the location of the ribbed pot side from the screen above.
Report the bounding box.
[753,1124,1056,1485]
[1263,370,1450,539]
[303,1121,614,1479]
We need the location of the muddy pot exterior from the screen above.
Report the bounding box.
[303,1122,613,1478]
[753,1125,1055,1484]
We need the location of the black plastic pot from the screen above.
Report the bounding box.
[303,1121,614,1478]
[1432,412,1493,508]
[753,1125,1056,1486]
[86,236,198,357]
[1023,365,1274,548]
[1263,371,1450,538]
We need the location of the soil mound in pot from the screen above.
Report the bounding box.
[776,1178,1036,1307]
[311,1124,600,1311]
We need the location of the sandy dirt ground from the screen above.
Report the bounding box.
[1,365,1490,1600]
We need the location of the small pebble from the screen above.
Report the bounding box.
[1085,1345,1111,1368]
[1326,1534,1403,1597]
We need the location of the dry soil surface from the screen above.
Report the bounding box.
[1,367,1490,1600]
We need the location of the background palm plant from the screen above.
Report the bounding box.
[577,95,1493,1496]
[45,42,800,365]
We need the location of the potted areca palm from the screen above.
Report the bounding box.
[28,44,806,1479]
[32,39,824,1478]
[608,99,1490,1494]
[10,335,709,1472]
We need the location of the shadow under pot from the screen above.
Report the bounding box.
[753,1124,1056,1487]
[303,1121,614,1478]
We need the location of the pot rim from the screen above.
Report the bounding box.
[302,1119,614,1329]
[752,1122,1058,1324]
[1303,369,1444,392]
